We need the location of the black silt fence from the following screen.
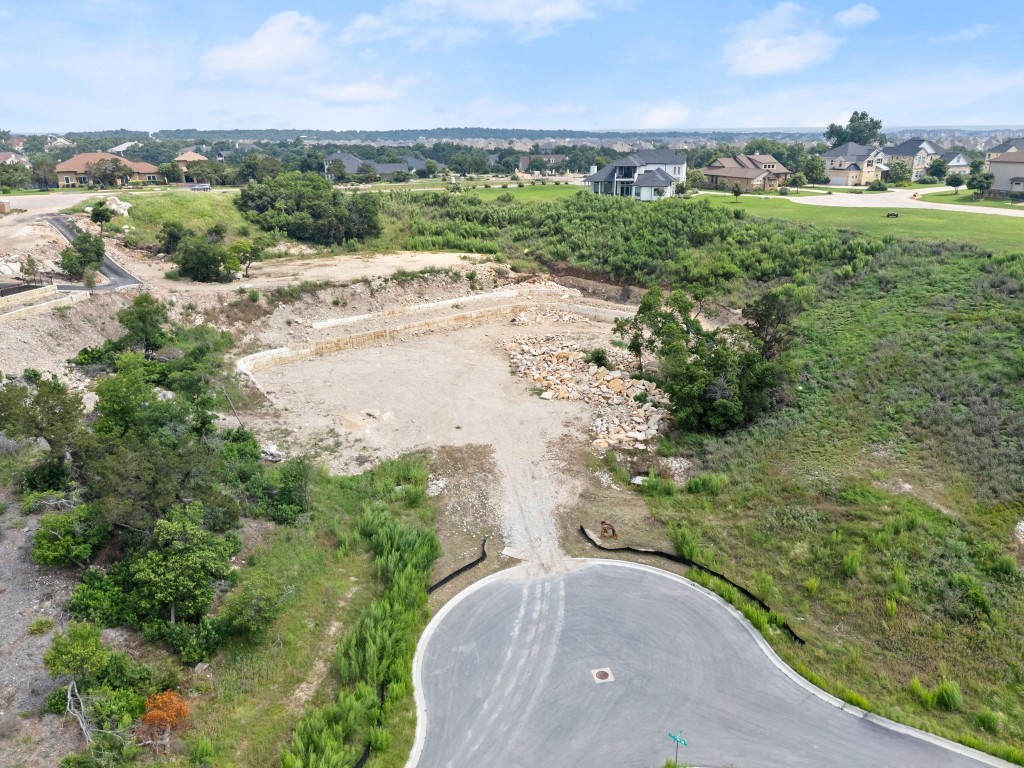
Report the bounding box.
[579,525,805,645]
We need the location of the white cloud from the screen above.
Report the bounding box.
[203,12,326,77]
[342,0,629,47]
[929,24,994,44]
[309,77,418,104]
[833,4,878,28]
[723,3,840,76]
[340,13,408,45]
[633,100,691,129]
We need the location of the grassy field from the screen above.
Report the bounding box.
[920,190,1024,210]
[698,194,1024,253]
[642,239,1024,762]
[465,183,582,201]
[66,189,249,247]
[187,457,437,768]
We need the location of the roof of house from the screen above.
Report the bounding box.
[989,155,1024,165]
[886,138,941,157]
[585,165,617,183]
[108,141,140,153]
[55,152,160,174]
[1009,177,1024,182]
[0,152,28,165]
[700,154,790,178]
[324,152,366,173]
[988,138,1024,154]
[175,151,208,162]
[634,168,676,187]
[939,152,969,165]
[373,162,410,175]
[402,155,427,171]
[632,149,688,164]
[822,142,878,159]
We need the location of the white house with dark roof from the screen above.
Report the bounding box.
[821,142,886,186]
[939,151,971,174]
[586,150,687,201]
[883,138,942,181]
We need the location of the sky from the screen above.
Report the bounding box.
[0,0,1021,133]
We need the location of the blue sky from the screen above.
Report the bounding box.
[1,0,1021,132]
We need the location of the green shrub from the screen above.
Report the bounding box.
[976,708,1001,733]
[45,686,68,715]
[685,473,728,496]
[803,576,820,596]
[29,617,56,635]
[584,348,610,368]
[935,678,963,711]
[841,547,862,578]
[32,505,110,567]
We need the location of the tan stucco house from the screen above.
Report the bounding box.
[698,154,790,191]
[56,152,163,188]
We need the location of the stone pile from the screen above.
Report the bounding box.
[504,334,670,451]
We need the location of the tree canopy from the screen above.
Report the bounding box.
[824,111,887,148]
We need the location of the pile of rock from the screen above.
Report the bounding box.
[0,255,60,276]
[504,335,670,451]
[509,309,587,325]
[104,197,132,217]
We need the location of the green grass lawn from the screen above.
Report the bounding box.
[919,190,1024,210]
[65,189,249,247]
[699,195,1024,253]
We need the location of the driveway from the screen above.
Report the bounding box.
[410,560,1011,768]
[41,214,142,291]
[788,186,1024,218]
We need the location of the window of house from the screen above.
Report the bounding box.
[64,176,71,184]
[78,176,87,184]
[147,175,156,181]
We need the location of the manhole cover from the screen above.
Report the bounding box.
[591,667,615,683]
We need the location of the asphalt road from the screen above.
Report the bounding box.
[410,560,1009,768]
[43,215,142,291]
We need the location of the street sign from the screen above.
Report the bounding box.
[668,729,687,763]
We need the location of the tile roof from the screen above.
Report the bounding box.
[175,151,208,162]
[55,152,159,174]
[988,138,1024,154]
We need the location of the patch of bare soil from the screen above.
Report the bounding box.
[289,583,360,713]
[0,510,84,767]
[427,445,508,607]
[0,292,135,385]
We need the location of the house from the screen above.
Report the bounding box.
[56,152,163,187]
[174,151,208,170]
[883,138,942,181]
[45,136,76,152]
[988,155,1024,196]
[518,154,568,173]
[323,152,427,180]
[698,154,790,191]
[984,138,1024,170]
[7,136,25,151]
[586,149,688,201]
[0,152,30,167]
[108,141,141,156]
[821,142,886,186]
[939,152,971,174]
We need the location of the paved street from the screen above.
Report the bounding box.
[410,560,1010,768]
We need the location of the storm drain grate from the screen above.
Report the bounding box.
[591,667,614,683]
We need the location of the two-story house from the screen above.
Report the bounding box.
[984,138,1024,170]
[698,154,791,192]
[988,155,1024,196]
[586,150,688,201]
[883,138,942,181]
[820,142,886,186]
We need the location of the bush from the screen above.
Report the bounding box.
[685,473,728,496]
[916,175,939,185]
[60,233,105,279]
[33,505,110,567]
[29,617,56,635]
[935,679,963,711]
[779,186,790,196]
[841,547,862,578]
[45,686,68,715]
[584,348,609,368]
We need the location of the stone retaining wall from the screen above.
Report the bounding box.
[0,284,57,311]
